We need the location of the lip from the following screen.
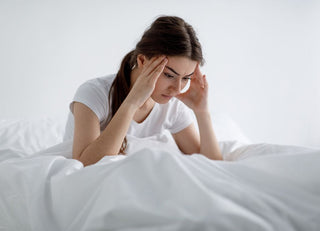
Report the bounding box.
[161,94,173,99]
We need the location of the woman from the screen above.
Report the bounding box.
[64,16,222,166]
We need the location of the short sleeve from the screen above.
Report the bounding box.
[70,81,108,122]
[167,100,194,134]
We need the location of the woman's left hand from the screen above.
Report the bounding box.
[175,64,209,113]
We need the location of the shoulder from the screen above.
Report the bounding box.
[71,74,116,121]
[75,74,116,100]
[80,74,116,93]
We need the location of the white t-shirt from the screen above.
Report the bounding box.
[63,74,194,141]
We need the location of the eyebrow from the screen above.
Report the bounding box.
[165,66,194,77]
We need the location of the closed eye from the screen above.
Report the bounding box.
[164,73,174,78]
[164,72,192,81]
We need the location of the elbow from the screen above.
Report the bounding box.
[73,150,120,167]
[215,155,223,161]
[73,155,91,167]
[212,151,223,161]
[203,150,223,161]
[72,150,96,167]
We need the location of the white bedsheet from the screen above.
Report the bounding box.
[0,134,319,231]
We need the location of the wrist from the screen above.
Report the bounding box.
[193,108,210,117]
[125,90,148,110]
[122,98,140,114]
[194,110,212,125]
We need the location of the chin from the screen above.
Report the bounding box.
[151,95,172,104]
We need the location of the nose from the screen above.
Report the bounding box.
[170,79,182,94]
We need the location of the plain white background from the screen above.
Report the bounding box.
[0,0,319,147]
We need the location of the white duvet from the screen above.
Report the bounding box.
[0,117,319,231]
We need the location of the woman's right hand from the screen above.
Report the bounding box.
[125,56,168,108]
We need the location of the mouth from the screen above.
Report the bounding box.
[161,94,173,99]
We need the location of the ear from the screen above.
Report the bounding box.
[136,54,147,68]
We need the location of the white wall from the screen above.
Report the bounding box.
[1,0,319,147]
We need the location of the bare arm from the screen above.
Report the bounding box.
[194,111,222,160]
[72,101,137,166]
[175,64,222,160]
[172,118,222,160]
[172,123,200,154]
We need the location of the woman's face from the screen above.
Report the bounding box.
[151,56,197,104]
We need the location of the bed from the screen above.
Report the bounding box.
[0,115,319,231]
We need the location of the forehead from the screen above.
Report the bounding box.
[166,56,197,75]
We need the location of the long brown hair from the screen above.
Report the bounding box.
[106,16,204,154]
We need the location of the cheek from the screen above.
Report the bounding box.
[155,76,170,90]
[152,79,163,94]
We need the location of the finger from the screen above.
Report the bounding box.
[141,56,158,72]
[150,57,168,82]
[145,55,158,64]
[144,55,166,75]
[139,55,156,70]
[202,75,208,89]
[195,64,205,88]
